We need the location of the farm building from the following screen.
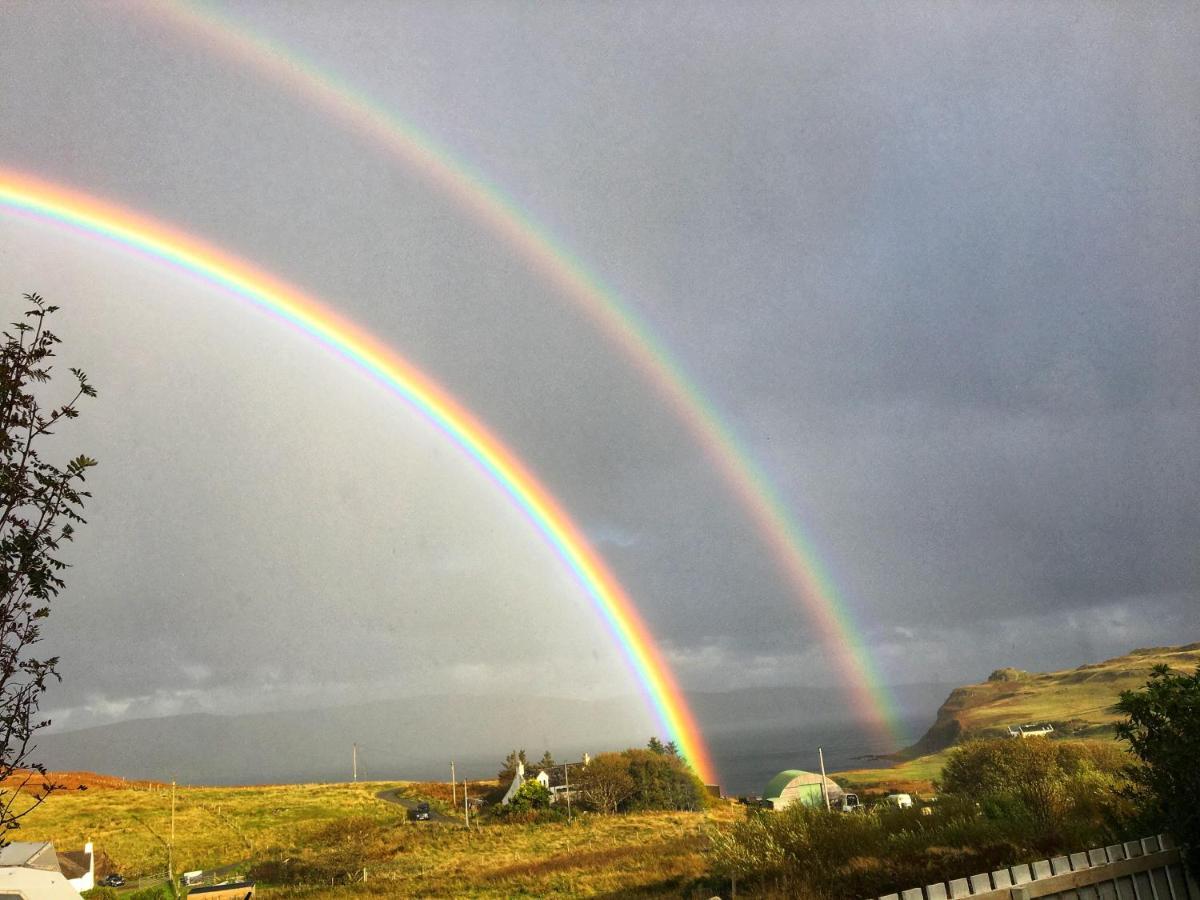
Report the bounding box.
[763,770,844,811]
[1008,722,1054,738]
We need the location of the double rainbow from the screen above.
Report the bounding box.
[157,0,907,744]
[0,169,717,784]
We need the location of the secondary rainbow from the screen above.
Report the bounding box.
[0,168,717,784]
[154,0,908,744]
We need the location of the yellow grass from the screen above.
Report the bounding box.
[16,779,739,897]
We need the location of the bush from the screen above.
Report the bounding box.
[939,738,1136,846]
[80,889,120,900]
[622,748,709,812]
[575,747,709,814]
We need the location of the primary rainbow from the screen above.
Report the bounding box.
[154,0,908,745]
[0,168,717,784]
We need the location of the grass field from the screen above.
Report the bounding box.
[15,779,738,897]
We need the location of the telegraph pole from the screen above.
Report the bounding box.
[818,747,831,812]
[451,761,457,808]
[353,743,358,783]
[463,779,470,828]
[563,763,572,823]
[169,780,176,887]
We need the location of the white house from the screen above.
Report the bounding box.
[500,762,553,804]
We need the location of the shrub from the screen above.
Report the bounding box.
[80,889,120,900]
[622,748,710,812]
[575,747,709,814]
[939,737,1137,845]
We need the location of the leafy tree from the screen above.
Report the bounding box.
[1116,665,1200,876]
[645,736,680,757]
[578,752,635,814]
[0,296,96,836]
[538,749,555,770]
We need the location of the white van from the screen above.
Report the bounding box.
[885,793,913,809]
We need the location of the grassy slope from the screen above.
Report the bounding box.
[922,643,1200,738]
[836,642,1200,795]
[16,779,737,897]
[18,781,405,878]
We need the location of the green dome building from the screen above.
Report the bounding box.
[763,770,845,811]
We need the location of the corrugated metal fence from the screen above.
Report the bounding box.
[871,834,1198,900]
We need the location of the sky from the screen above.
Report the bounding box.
[1,1,1197,741]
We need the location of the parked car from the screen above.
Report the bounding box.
[414,802,431,821]
[101,873,126,887]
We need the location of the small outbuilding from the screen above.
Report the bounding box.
[763,770,844,811]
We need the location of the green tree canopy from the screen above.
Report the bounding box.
[1116,664,1200,876]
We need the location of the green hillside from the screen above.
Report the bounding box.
[903,642,1200,758]
[838,640,1200,794]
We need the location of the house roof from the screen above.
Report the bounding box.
[58,848,92,879]
[0,841,59,871]
[0,865,83,899]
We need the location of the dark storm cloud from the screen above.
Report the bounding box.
[0,1,1196,729]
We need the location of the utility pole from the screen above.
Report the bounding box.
[451,761,457,808]
[169,780,176,887]
[353,743,358,783]
[463,779,470,829]
[563,763,572,823]
[818,747,831,812]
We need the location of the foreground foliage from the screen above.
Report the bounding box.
[1116,664,1200,878]
[0,296,97,835]
[708,739,1140,898]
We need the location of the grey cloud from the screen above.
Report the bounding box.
[0,1,1196,733]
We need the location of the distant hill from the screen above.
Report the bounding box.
[36,694,656,785]
[903,642,1200,758]
[33,682,954,790]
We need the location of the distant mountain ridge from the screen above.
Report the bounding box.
[903,641,1200,758]
[36,681,954,787]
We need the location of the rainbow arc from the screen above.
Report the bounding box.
[0,168,717,784]
[156,0,907,744]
